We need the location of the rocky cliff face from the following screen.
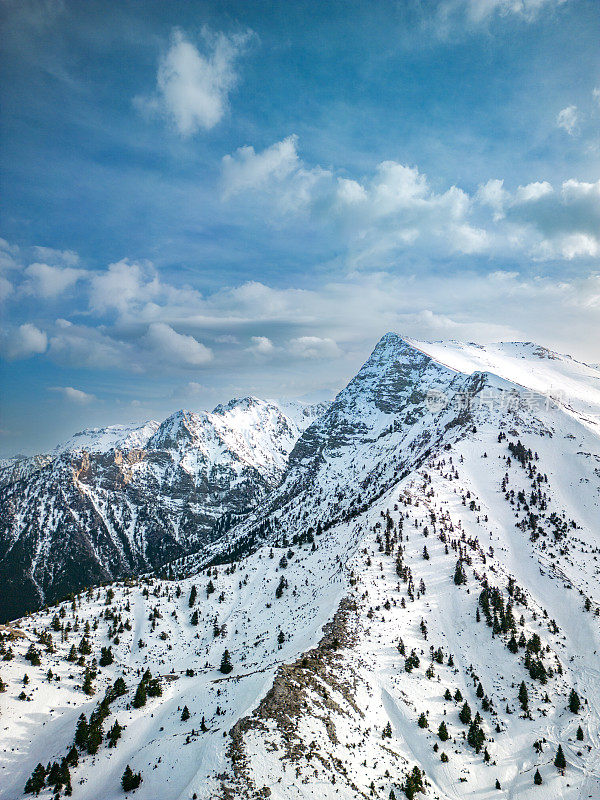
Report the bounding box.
[0,397,327,621]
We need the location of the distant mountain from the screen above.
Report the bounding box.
[0,397,327,621]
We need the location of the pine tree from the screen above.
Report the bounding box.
[24,763,46,795]
[181,705,190,721]
[82,667,94,696]
[74,714,88,747]
[417,712,428,728]
[121,765,142,791]
[86,725,103,755]
[568,689,580,713]
[422,546,429,560]
[403,765,424,799]
[438,721,449,741]
[188,585,197,607]
[554,744,566,773]
[534,769,542,785]
[132,679,147,708]
[219,649,233,674]
[495,779,501,790]
[576,725,584,741]
[459,701,472,724]
[454,560,467,585]
[518,681,529,711]
[190,609,199,626]
[108,720,123,748]
[382,721,392,738]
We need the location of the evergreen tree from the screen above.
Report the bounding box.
[459,701,472,724]
[188,585,197,607]
[181,705,190,721]
[403,765,424,799]
[24,763,46,795]
[568,689,580,714]
[495,779,501,789]
[554,744,566,773]
[108,720,123,748]
[576,725,584,741]
[534,769,543,785]
[454,560,467,585]
[518,681,529,711]
[86,725,103,755]
[74,714,88,748]
[422,546,429,560]
[382,721,392,738]
[132,679,147,708]
[219,649,233,674]
[121,765,142,791]
[190,609,199,626]
[438,721,449,741]
[417,712,428,729]
[99,646,113,666]
[82,667,95,696]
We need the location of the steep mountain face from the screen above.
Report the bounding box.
[1,334,599,800]
[0,398,326,622]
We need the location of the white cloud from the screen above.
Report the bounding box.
[514,181,554,204]
[50,386,95,404]
[557,105,578,135]
[0,276,13,301]
[0,238,20,274]
[24,262,86,298]
[48,320,137,370]
[136,27,251,136]
[1,323,47,360]
[143,322,213,367]
[32,246,79,266]
[289,336,342,359]
[437,0,568,28]
[222,136,300,199]
[248,335,276,356]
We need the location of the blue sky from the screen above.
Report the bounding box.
[1,0,599,455]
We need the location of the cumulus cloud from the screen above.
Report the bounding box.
[221,135,331,213]
[557,105,578,135]
[143,322,213,367]
[136,27,251,136]
[0,238,21,273]
[222,136,300,199]
[248,335,276,356]
[32,246,79,266]
[1,323,47,360]
[289,336,342,359]
[50,386,95,404]
[23,262,86,298]
[506,178,600,258]
[48,319,137,370]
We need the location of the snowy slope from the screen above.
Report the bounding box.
[0,334,599,800]
[54,421,161,455]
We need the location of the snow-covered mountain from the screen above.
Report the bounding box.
[1,334,599,800]
[0,397,327,622]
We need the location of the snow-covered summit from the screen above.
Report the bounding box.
[53,420,160,455]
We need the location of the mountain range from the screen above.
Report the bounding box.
[0,333,599,800]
